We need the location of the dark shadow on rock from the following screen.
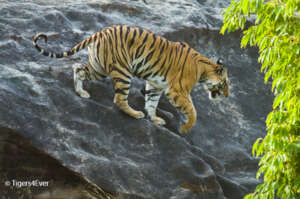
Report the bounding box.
[0,126,116,199]
[217,175,248,199]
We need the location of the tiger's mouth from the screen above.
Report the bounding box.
[210,90,221,99]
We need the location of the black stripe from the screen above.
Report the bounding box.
[166,40,169,48]
[86,37,91,46]
[175,45,178,58]
[148,55,161,70]
[134,60,144,74]
[34,44,41,52]
[119,61,132,75]
[157,38,163,50]
[108,34,113,47]
[137,45,146,58]
[162,48,174,81]
[92,34,97,43]
[115,88,128,95]
[113,26,118,47]
[136,67,145,77]
[74,43,81,53]
[178,46,184,63]
[144,50,154,65]
[128,29,136,50]
[199,59,211,65]
[95,40,101,63]
[148,58,160,71]
[168,47,173,62]
[147,93,160,97]
[178,47,187,90]
[142,72,152,79]
[81,40,87,49]
[96,72,107,79]
[144,89,156,95]
[182,47,191,68]
[162,62,171,81]
[135,44,144,59]
[148,41,165,71]
[119,26,123,38]
[158,41,165,57]
[113,78,130,84]
[124,26,130,42]
[117,59,131,75]
[89,66,107,79]
[120,26,124,50]
[155,55,167,76]
[103,40,108,70]
[152,69,160,77]
[138,27,144,37]
[108,28,113,35]
[149,34,157,49]
[141,32,149,45]
[114,67,131,79]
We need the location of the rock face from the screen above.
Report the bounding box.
[0,1,273,199]
[0,126,116,199]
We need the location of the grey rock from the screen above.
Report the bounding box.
[0,126,116,199]
[0,1,273,199]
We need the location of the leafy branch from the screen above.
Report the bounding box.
[221,0,300,198]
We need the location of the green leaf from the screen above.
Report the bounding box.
[272,76,284,92]
[286,142,300,152]
[252,137,263,156]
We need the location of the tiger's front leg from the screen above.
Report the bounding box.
[166,91,197,134]
[144,81,165,125]
[73,65,91,98]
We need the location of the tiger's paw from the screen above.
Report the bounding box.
[77,90,90,98]
[152,116,166,126]
[180,124,190,134]
[131,111,145,119]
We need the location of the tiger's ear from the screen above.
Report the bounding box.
[217,58,223,66]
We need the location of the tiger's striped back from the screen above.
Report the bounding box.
[89,26,198,88]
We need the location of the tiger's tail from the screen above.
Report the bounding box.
[33,33,97,58]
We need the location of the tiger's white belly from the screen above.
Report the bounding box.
[146,75,168,90]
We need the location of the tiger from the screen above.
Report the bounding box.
[33,25,229,134]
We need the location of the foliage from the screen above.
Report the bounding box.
[221,0,300,198]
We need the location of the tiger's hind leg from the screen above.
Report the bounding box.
[73,64,91,98]
[166,91,197,134]
[111,69,145,119]
[144,81,165,125]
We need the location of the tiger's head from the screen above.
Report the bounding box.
[199,58,229,100]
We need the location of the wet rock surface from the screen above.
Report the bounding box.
[0,0,273,199]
